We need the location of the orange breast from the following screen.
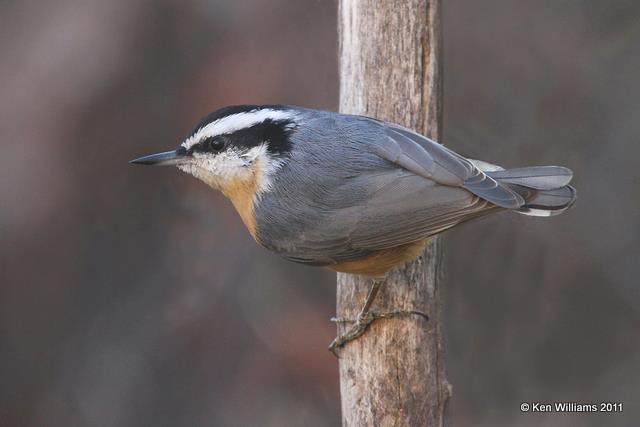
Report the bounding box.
[223,184,257,237]
[219,167,262,238]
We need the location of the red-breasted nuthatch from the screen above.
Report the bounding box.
[131,105,576,352]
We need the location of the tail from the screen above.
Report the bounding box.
[471,161,577,217]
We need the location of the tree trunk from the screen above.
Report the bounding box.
[336,0,450,425]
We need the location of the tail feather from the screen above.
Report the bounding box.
[487,166,572,190]
[477,164,577,217]
[509,184,577,217]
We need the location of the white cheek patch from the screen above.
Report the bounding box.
[177,148,249,188]
[177,143,283,197]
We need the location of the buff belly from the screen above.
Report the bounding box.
[327,239,430,278]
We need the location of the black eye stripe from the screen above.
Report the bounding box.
[217,119,294,157]
[185,118,295,157]
[194,136,226,153]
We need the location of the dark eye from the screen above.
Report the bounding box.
[201,136,225,152]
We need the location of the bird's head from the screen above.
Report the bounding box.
[131,105,298,196]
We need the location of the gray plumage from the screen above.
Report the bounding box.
[254,108,576,266]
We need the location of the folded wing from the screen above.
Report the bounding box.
[374,124,525,208]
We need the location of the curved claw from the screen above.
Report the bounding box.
[328,310,429,357]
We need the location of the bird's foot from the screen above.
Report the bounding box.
[328,310,429,356]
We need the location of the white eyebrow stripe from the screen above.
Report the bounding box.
[182,109,297,150]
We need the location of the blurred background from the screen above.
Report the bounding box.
[1,0,638,426]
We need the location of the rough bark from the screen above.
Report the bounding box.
[336,0,451,426]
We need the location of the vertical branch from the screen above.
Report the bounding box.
[336,0,450,425]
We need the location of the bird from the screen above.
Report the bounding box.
[131,104,576,353]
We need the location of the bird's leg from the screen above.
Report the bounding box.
[329,278,430,356]
[328,278,384,356]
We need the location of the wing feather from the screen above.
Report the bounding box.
[379,124,524,208]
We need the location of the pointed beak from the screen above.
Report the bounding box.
[129,149,187,166]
